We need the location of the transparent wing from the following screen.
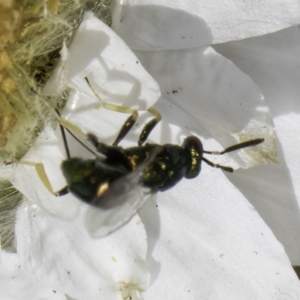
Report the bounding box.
[84,146,162,238]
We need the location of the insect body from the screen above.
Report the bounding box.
[23,116,264,237]
[61,135,195,205]
[58,78,263,203]
[59,129,264,206]
[31,80,264,236]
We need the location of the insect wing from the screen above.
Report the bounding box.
[84,146,162,237]
[84,169,151,238]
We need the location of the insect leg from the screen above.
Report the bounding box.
[87,133,124,159]
[21,116,100,197]
[21,161,69,196]
[87,133,133,170]
[138,107,161,146]
[55,109,71,159]
[51,108,99,157]
[55,186,69,196]
[85,77,139,146]
[203,138,264,155]
[112,111,138,146]
[87,133,117,156]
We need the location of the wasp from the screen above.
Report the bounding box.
[54,116,263,237]
[28,79,264,236]
[58,126,263,201]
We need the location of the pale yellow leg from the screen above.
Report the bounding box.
[85,77,161,146]
[20,161,68,196]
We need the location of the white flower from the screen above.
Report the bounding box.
[3,1,300,299]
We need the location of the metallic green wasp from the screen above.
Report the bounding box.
[55,111,263,236]
[29,78,264,236]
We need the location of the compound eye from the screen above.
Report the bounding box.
[182,136,203,179]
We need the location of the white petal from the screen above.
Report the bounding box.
[44,11,161,110]
[42,42,69,95]
[213,26,300,117]
[10,126,80,221]
[14,202,149,299]
[214,26,300,264]
[143,165,300,299]
[135,46,276,168]
[0,251,68,300]
[112,0,300,47]
[113,1,213,50]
